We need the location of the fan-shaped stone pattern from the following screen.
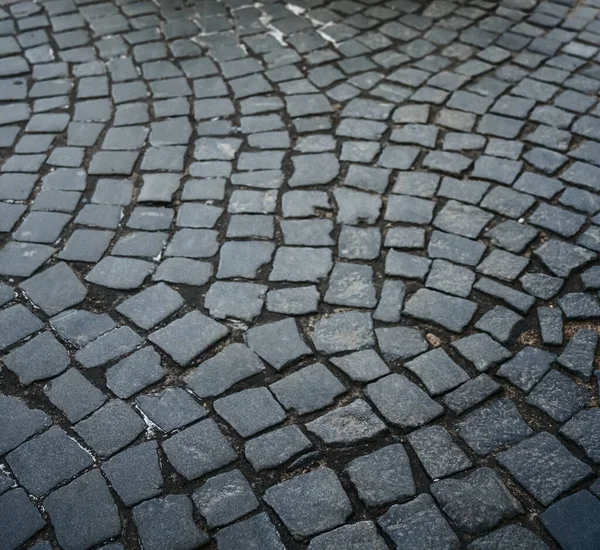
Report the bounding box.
[1,0,600,546]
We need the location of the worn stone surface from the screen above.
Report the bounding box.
[1,0,600,545]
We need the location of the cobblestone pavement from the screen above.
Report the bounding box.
[1,0,600,547]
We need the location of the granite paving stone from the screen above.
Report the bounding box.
[263,468,352,539]
[497,432,593,505]
[2,0,600,543]
[431,467,523,534]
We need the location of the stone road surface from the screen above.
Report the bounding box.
[0,0,600,547]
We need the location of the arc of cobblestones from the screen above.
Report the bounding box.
[0,0,600,548]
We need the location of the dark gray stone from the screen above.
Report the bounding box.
[149,311,228,366]
[458,398,533,456]
[408,425,472,479]
[4,331,69,385]
[245,318,311,370]
[468,525,549,550]
[404,288,477,333]
[162,419,237,480]
[0,488,45,550]
[312,311,374,355]
[308,521,387,550]
[378,494,460,550]
[431,467,523,534]
[497,346,556,391]
[136,388,206,432]
[244,426,312,471]
[270,363,345,415]
[497,432,592,505]
[560,409,600,463]
[558,329,598,379]
[75,399,145,457]
[192,469,259,527]
[102,441,163,506]
[45,470,121,550]
[133,495,209,550]
[367,373,443,428]
[306,399,386,445]
[215,512,286,550]
[263,468,352,538]
[443,374,502,415]
[214,387,285,437]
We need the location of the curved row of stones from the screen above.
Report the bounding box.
[0,0,600,547]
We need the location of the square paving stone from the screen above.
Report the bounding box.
[264,468,352,539]
[534,239,596,278]
[426,259,475,298]
[59,229,113,262]
[375,326,428,362]
[497,346,556,391]
[44,368,106,423]
[266,286,320,315]
[192,469,259,528]
[497,432,593,505]
[245,318,311,370]
[346,444,415,507]
[527,370,591,422]
[467,525,549,550]
[306,399,386,445]
[378,494,460,550]
[20,262,87,316]
[0,241,55,277]
[367,373,444,428]
[312,311,374,355]
[477,249,529,282]
[457,398,533,456]
[475,305,524,344]
[214,387,286,437]
[0,303,43,351]
[136,387,207,433]
[308,521,387,550]
[385,195,435,224]
[162,419,237,480]
[557,329,598,379]
[428,230,486,267]
[329,349,390,382]
[149,311,229,367]
[0,395,51,456]
[385,250,431,280]
[431,467,523,534]
[244,425,312,471]
[270,363,345,415]
[404,288,477,333]
[86,257,154,290]
[75,326,142,368]
[408,425,472,479]
[0,488,45,550]
[4,329,70,385]
[101,441,163,507]
[451,333,511,374]
[214,512,285,550]
[405,349,469,396]
[75,399,145,458]
[45,470,121,550]
[50,309,115,349]
[7,425,92,498]
[184,343,265,398]
[560,409,600,463]
[444,374,502,414]
[434,200,494,239]
[116,283,183,330]
[133,495,209,550]
[217,241,274,279]
[105,347,165,399]
[541,490,600,550]
[269,246,333,282]
[324,263,376,308]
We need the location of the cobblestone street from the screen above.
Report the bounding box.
[1,0,600,547]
